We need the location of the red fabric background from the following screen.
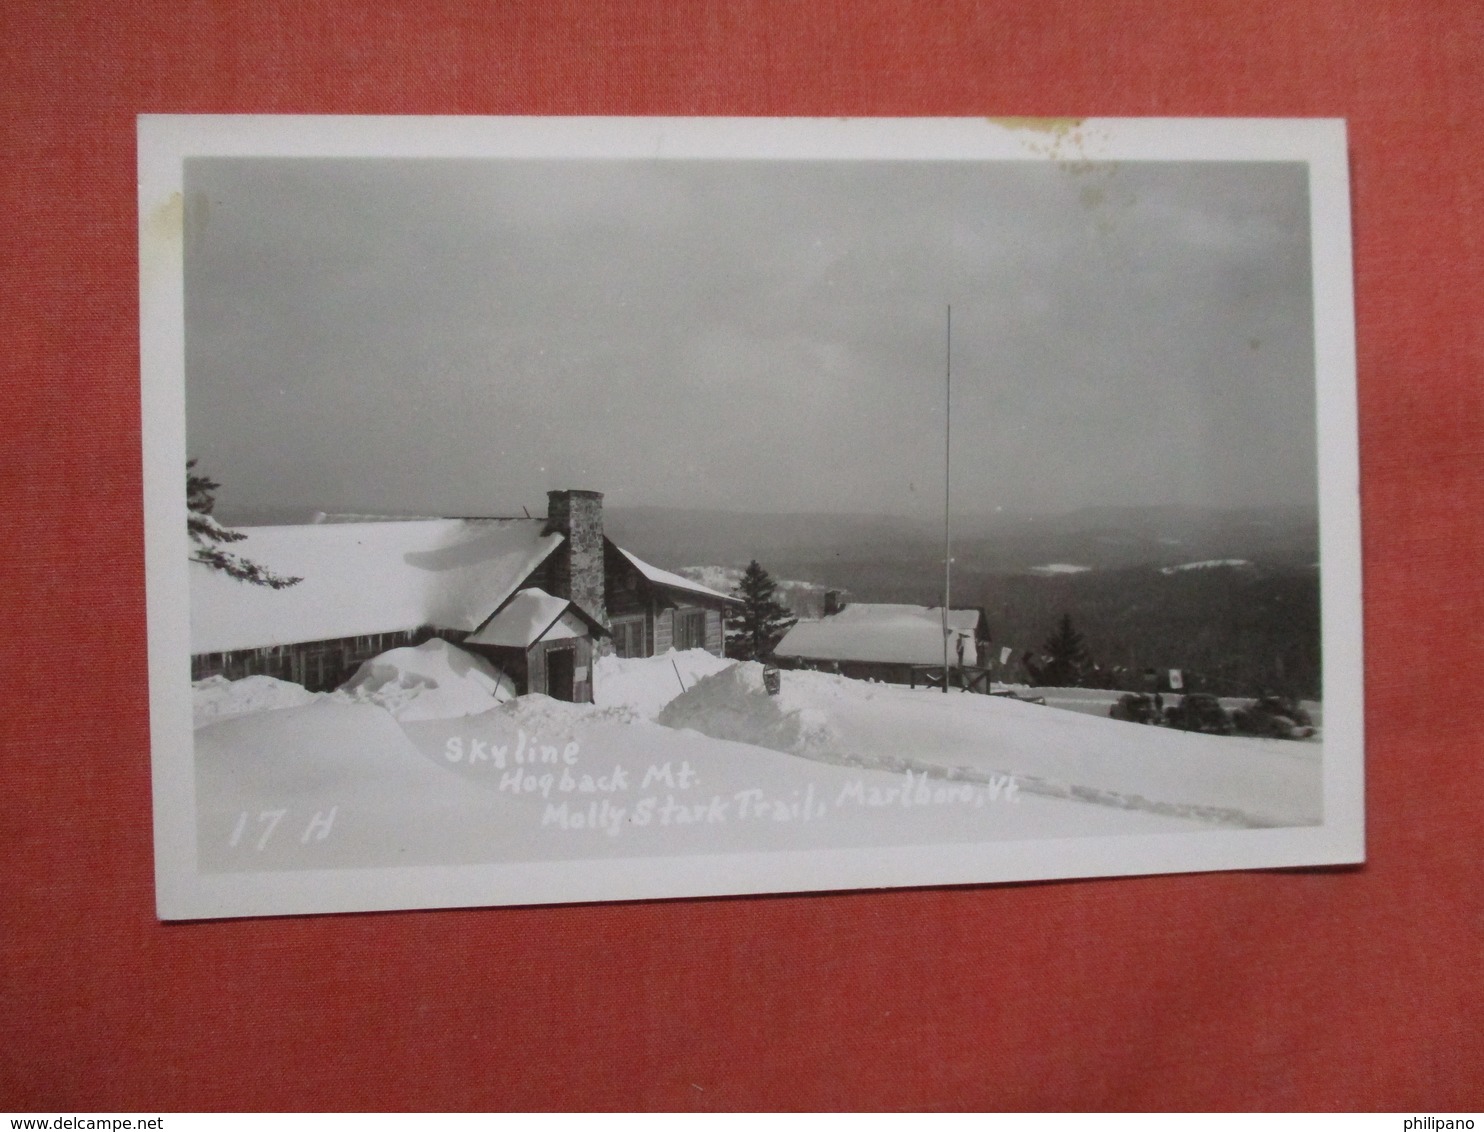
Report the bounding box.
[2,0,1481,1112]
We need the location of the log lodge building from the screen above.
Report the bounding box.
[190,489,738,703]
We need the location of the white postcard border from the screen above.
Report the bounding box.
[140,116,1363,920]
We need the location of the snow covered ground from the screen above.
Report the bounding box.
[192,674,320,728]
[660,666,1321,828]
[192,646,1320,873]
[592,648,734,719]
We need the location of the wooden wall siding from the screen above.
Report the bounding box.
[526,639,546,698]
[572,637,593,703]
[190,626,465,693]
[528,556,555,599]
[465,644,528,694]
[653,606,673,655]
[603,544,648,619]
[705,608,723,656]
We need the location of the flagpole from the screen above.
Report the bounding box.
[943,305,952,693]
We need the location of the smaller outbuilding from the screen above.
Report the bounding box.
[462,587,609,703]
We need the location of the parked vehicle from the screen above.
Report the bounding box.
[1231,695,1315,739]
[1163,693,1234,735]
[1109,692,1162,724]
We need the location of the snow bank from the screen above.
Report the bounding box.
[657,661,843,758]
[656,664,1321,827]
[193,674,321,728]
[336,638,515,721]
[194,698,542,870]
[594,648,737,719]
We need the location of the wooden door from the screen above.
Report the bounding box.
[546,646,575,702]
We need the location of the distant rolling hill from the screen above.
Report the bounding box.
[612,504,1320,699]
[607,503,1317,576]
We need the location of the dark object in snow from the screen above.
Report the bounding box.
[763,665,781,696]
[1109,692,1162,724]
[1231,695,1315,739]
[1163,693,1234,735]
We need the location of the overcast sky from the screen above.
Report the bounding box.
[184,156,1316,520]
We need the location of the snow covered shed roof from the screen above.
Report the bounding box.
[464,587,606,649]
[190,519,562,654]
[615,546,740,605]
[773,603,983,667]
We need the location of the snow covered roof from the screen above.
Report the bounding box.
[616,546,740,605]
[191,519,562,654]
[773,603,984,667]
[464,588,593,649]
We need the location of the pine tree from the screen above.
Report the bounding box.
[187,459,302,588]
[726,560,797,661]
[1038,612,1092,687]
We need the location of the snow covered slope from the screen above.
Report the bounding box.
[192,674,321,727]
[659,664,1321,828]
[193,657,1320,875]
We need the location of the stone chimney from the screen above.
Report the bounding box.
[824,589,843,617]
[543,489,607,625]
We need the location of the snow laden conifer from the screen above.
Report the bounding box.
[187,459,302,589]
[725,560,797,661]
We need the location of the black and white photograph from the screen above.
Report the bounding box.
[139,116,1363,919]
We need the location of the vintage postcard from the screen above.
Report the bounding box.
[139,117,1362,919]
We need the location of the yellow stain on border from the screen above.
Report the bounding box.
[987,117,1085,135]
[145,190,183,243]
[140,191,183,288]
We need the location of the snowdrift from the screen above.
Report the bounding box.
[189,648,1322,876]
[657,661,842,758]
[654,664,1322,827]
[336,637,515,721]
[194,698,529,870]
[193,674,321,728]
[594,647,736,719]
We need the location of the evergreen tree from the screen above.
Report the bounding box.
[726,560,797,661]
[187,459,302,588]
[1038,612,1092,687]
